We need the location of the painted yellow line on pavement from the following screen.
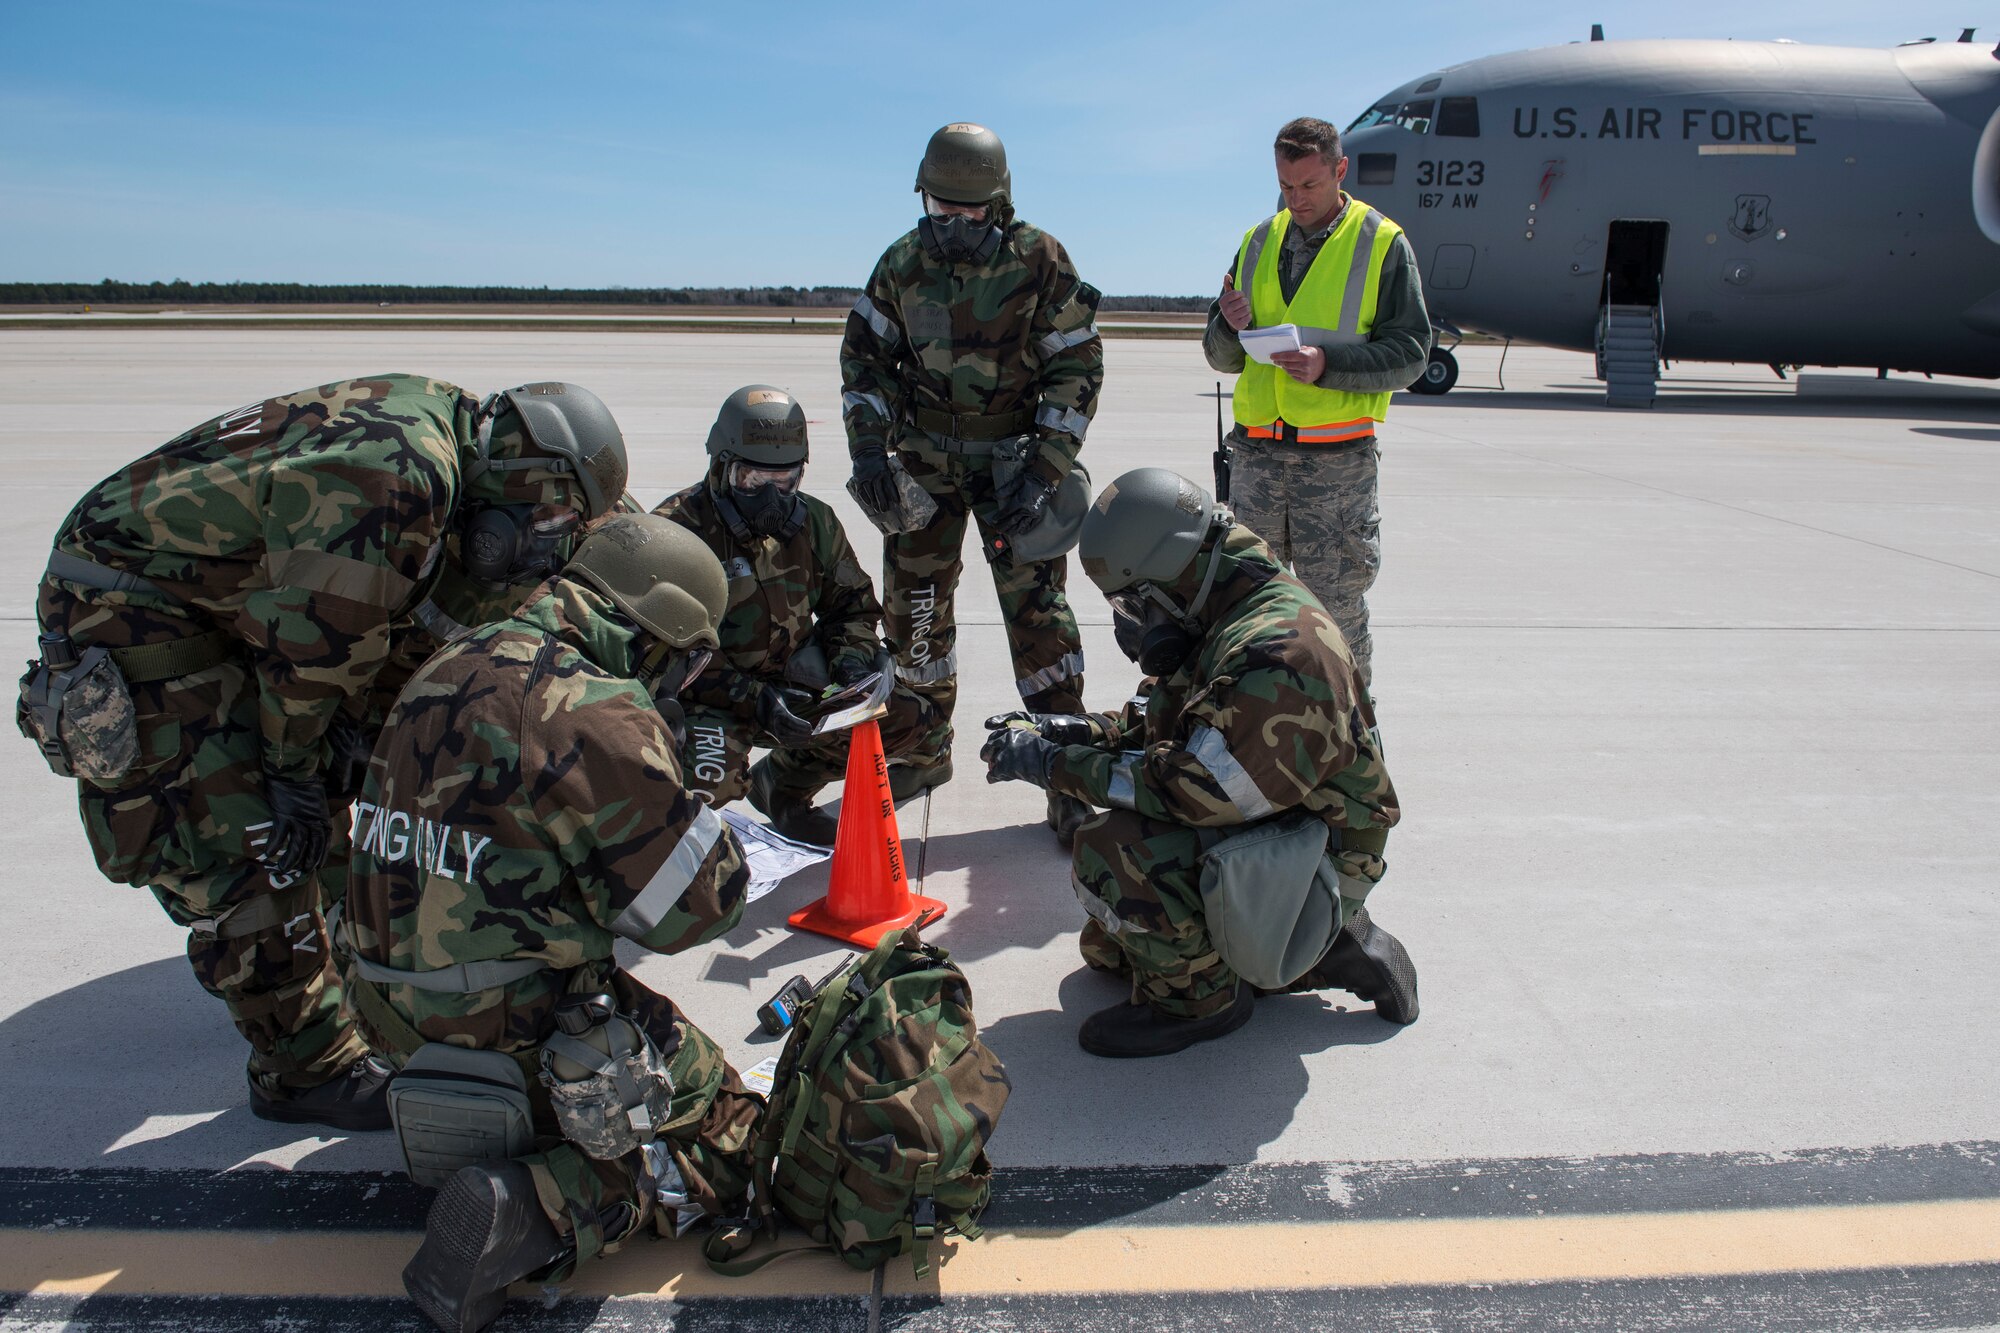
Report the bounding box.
[5,1199,1998,1302]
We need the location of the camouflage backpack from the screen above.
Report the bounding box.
[706,916,1009,1276]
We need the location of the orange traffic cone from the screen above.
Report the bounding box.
[787,718,946,947]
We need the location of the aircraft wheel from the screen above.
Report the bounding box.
[1411,348,1459,395]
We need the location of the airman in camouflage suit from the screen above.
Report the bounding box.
[982,469,1418,1058]
[27,374,627,1128]
[843,123,1102,845]
[341,515,760,1332]
[655,387,939,846]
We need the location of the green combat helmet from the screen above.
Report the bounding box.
[468,382,630,519]
[706,385,809,466]
[1077,468,1229,594]
[567,512,728,650]
[914,122,1011,206]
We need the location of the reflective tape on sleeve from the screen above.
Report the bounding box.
[1104,753,1140,811]
[1188,725,1274,821]
[1036,324,1101,357]
[1034,403,1091,441]
[411,598,473,644]
[611,804,724,940]
[262,548,414,610]
[842,390,892,420]
[1016,650,1084,698]
[853,295,900,348]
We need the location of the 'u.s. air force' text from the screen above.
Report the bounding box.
[1512,106,1818,143]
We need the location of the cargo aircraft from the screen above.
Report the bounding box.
[1341,31,2000,404]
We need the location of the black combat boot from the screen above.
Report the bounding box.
[1317,905,1420,1024]
[248,1055,393,1132]
[1046,791,1092,849]
[404,1162,573,1333]
[888,758,952,804]
[1077,982,1255,1058]
[747,759,840,846]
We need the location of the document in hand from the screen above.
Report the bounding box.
[804,671,891,736]
[1238,323,1304,365]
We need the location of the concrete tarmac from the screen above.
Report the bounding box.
[0,330,1996,1323]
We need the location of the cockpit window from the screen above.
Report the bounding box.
[1348,98,1434,134]
[1437,96,1480,138]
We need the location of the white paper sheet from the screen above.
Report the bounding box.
[721,808,832,900]
[1238,322,1304,365]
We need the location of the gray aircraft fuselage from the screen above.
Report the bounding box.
[1341,38,2000,378]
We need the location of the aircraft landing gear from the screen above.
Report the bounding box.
[1411,347,1459,395]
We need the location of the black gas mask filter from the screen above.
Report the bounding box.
[462,503,580,589]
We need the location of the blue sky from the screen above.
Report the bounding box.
[0,1,1976,294]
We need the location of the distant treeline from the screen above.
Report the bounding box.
[0,280,1208,313]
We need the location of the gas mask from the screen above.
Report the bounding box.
[918,195,1002,265]
[1108,587,1196,677]
[461,502,581,590]
[714,460,805,543]
[1104,527,1230,677]
[635,636,714,746]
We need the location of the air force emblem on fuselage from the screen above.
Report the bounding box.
[1730,195,1773,242]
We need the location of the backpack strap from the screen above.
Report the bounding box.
[909,1162,938,1278]
[702,1221,834,1276]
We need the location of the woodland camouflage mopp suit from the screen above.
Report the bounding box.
[22,374,628,1130]
[654,385,939,845]
[842,122,1103,847]
[342,513,760,1333]
[980,468,1420,1059]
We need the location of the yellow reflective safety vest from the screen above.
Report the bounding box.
[1231,197,1401,436]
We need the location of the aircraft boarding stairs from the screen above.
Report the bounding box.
[1597,303,1663,407]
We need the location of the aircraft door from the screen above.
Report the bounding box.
[1603,220,1670,308]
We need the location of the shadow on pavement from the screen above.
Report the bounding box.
[977,968,1401,1184]
[0,955,394,1170]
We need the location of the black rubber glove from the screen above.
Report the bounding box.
[983,710,1094,746]
[980,724,1056,787]
[756,684,817,746]
[323,713,377,804]
[261,774,333,877]
[993,473,1055,537]
[850,447,900,516]
[833,646,895,687]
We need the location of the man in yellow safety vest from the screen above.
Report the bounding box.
[1203,117,1431,686]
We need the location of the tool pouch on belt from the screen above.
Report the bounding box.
[1196,812,1345,991]
[16,638,139,783]
[388,1044,537,1188]
[847,453,939,536]
[540,1017,676,1161]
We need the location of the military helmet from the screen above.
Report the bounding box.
[915,122,1011,206]
[1077,468,1228,594]
[471,382,629,519]
[566,513,728,649]
[705,384,809,466]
